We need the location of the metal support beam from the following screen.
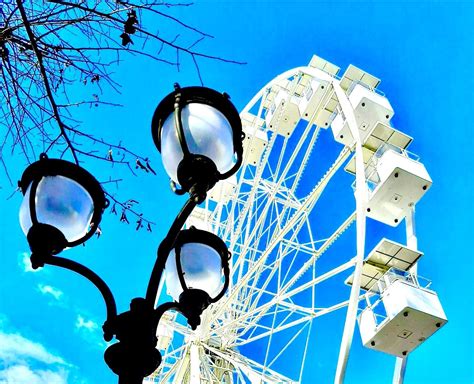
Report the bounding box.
[393,355,408,384]
[393,205,417,383]
[190,343,201,384]
[333,81,368,384]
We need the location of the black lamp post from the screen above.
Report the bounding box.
[18,84,243,384]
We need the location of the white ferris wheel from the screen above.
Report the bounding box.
[144,55,447,384]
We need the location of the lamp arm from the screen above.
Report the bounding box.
[44,256,117,326]
[145,195,197,304]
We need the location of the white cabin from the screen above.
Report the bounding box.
[345,239,447,357]
[263,55,341,133]
[330,65,395,147]
[265,88,300,137]
[331,84,394,147]
[296,76,330,122]
[241,112,268,167]
[364,144,432,226]
[345,238,423,291]
[358,268,447,357]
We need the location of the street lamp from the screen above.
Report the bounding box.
[151,83,243,201]
[19,153,108,259]
[18,85,243,384]
[165,226,230,329]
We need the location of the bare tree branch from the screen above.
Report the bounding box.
[0,0,245,228]
[16,0,79,164]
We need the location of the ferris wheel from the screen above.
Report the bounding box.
[144,55,447,383]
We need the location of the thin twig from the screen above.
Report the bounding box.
[16,0,79,164]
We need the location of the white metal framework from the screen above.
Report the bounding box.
[145,55,446,383]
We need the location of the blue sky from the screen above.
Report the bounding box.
[0,0,473,383]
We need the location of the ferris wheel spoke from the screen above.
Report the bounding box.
[223,98,281,250]
[276,212,356,298]
[216,200,311,324]
[210,213,356,343]
[267,321,311,369]
[150,342,189,382]
[209,215,355,346]
[224,75,328,256]
[235,309,313,348]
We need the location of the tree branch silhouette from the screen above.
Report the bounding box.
[0,0,245,230]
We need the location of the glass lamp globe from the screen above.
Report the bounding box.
[165,242,224,302]
[151,85,243,192]
[20,175,94,243]
[160,103,235,184]
[164,227,229,303]
[18,155,107,254]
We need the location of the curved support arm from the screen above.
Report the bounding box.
[145,196,197,304]
[45,256,117,322]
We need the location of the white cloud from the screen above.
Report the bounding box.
[0,330,70,383]
[0,317,87,384]
[75,315,98,331]
[74,315,105,350]
[0,332,65,365]
[0,364,68,384]
[37,284,63,301]
[18,252,39,273]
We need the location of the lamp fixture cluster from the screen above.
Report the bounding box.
[18,84,244,384]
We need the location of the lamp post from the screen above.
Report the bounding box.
[18,84,243,384]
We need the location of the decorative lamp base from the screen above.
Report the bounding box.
[104,342,161,382]
[177,155,219,201]
[103,298,162,382]
[178,289,211,330]
[27,223,68,268]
